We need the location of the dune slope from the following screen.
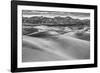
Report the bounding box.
[22,34,90,62]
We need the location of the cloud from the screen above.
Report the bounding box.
[22,10,90,19]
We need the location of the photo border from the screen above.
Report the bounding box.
[11,0,97,72]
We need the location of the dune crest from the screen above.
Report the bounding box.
[22,35,90,62]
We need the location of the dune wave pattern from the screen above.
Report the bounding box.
[22,32,90,62]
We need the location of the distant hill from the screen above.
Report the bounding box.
[22,16,90,26]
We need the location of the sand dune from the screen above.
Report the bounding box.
[22,33,90,62]
[63,31,90,41]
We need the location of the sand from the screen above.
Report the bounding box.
[22,32,90,62]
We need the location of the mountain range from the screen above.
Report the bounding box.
[22,16,90,26]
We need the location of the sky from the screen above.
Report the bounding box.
[22,10,90,20]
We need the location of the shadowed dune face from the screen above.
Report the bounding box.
[22,33,90,62]
[74,32,90,41]
[63,32,90,41]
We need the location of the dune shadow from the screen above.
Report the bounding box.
[75,32,90,41]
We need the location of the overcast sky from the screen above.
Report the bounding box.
[22,10,90,19]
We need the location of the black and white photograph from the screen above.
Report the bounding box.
[11,1,97,72]
[22,10,90,62]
